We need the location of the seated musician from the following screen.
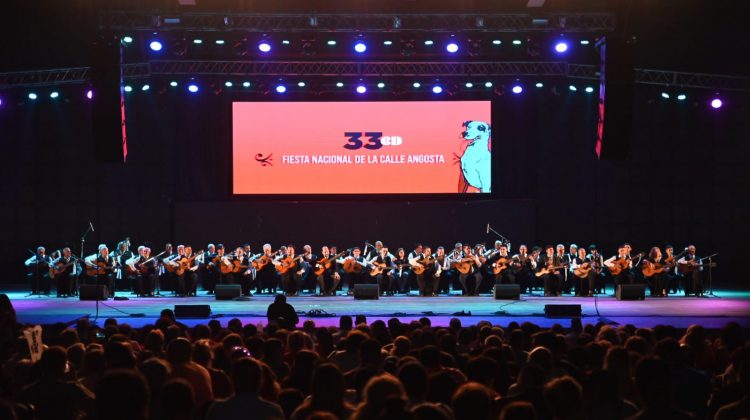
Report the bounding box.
[586,245,606,294]
[511,244,535,294]
[434,246,452,295]
[316,246,341,296]
[175,246,199,297]
[604,246,633,287]
[84,244,116,297]
[569,247,594,296]
[642,246,668,297]
[538,245,562,297]
[202,243,217,294]
[275,245,304,296]
[128,246,157,297]
[369,246,396,296]
[663,245,680,294]
[678,245,704,297]
[410,246,438,297]
[25,246,51,295]
[156,243,175,295]
[342,247,367,295]
[113,240,133,292]
[300,245,318,294]
[392,248,411,295]
[406,244,424,293]
[555,244,571,294]
[457,244,483,296]
[162,244,185,293]
[255,243,278,294]
[49,247,79,297]
[491,243,515,286]
[235,247,254,297]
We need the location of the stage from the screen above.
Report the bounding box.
[6,287,750,330]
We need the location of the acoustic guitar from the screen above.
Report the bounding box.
[276,254,304,274]
[451,256,475,275]
[314,251,347,276]
[535,264,568,278]
[175,250,204,276]
[85,260,114,276]
[343,258,366,274]
[49,259,77,278]
[491,257,513,275]
[608,252,644,276]
[677,260,717,275]
[411,256,434,275]
[251,252,278,271]
[573,262,593,279]
[369,262,390,277]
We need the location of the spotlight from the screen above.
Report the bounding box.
[356,85,367,94]
[354,41,367,53]
[336,82,344,88]
[377,82,385,88]
[580,40,590,45]
[124,85,133,92]
[677,94,687,101]
[275,85,286,93]
[28,93,38,100]
[446,42,459,53]
[0,98,3,106]
[554,41,569,53]
[49,91,60,99]
[432,85,443,94]
[242,81,251,88]
[484,82,493,88]
[188,84,199,93]
[149,41,163,51]
[511,85,523,94]
[711,98,722,109]
[492,40,501,45]
[512,39,522,45]
[282,40,290,45]
[585,86,594,93]
[569,85,577,91]
[86,90,93,99]
[383,40,393,46]
[327,40,336,46]
[122,36,133,43]
[215,39,225,45]
[535,82,544,88]
[424,40,434,46]
[297,82,306,87]
[170,81,178,87]
[141,84,150,91]
[465,82,474,88]
[193,39,203,44]
[258,41,271,52]
[661,92,670,99]
[413,82,421,88]
[224,81,233,87]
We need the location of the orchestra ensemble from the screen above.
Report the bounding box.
[23,238,714,299]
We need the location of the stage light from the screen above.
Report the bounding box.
[585,86,594,93]
[224,81,233,87]
[377,82,385,88]
[242,81,251,88]
[569,85,577,91]
[661,92,670,99]
[327,40,336,46]
[336,82,344,88]
[122,36,133,43]
[484,82,493,88]
[258,41,271,52]
[677,94,687,100]
[535,82,544,88]
[170,81,178,87]
[446,42,459,53]
[124,85,133,92]
[492,40,501,45]
[580,40,590,45]
[432,85,443,94]
[424,40,434,46]
[413,82,421,88]
[28,93,37,100]
[356,85,367,94]
[511,85,523,94]
[554,41,569,53]
[187,84,199,93]
[354,41,367,53]
[282,40,290,45]
[297,81,306,87]
[149,40,163,51]
[141,84,150,91]
[275,85,286,93]
[86,90,93,99]
[193,39,203,44]
[711,98,722,109]
[0,98,2,106]
[512,39,522,45]
[383,40,393,46]
[465,82,474,88]
[215,39,225,45]
[50,91,59,98]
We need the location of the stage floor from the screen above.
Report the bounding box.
[6,288,750,329]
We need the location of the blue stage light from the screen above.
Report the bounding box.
[511,85,523,94]
[554,41,569,53]
[258,42,271,52]
[275,85,286,93]
[149,41,163,51]
[188,84,199,93]
[356,85,367,94]
[354,41,367,53]
[28,93,37,100]
[446,42,459,53]
[432,85,443,94]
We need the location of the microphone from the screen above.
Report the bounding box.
[89,221,95,232]
[486,223,490,234]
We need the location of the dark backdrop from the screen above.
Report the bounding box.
[1,88,747,287]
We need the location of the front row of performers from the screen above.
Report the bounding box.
[25,240,713,299]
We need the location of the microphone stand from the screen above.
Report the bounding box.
[706,253,718,298]
[487,225,512,249]
[79,223,93,297]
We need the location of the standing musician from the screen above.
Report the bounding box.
[537,245,563,297]
[201,243,217,294]
[341,247,368,295]
[49,247,79,297]
[275,245,304,296]
[369,246,396,296]
[642,246,668,297]
[392,248,411,295]
[174,246,199,297]
[127,246,157,297]
[84,244,116,297]
[604,246,633,287]
[511,244,535,294]
[678,245,704,297]
[491,243,515,286]
[255,244,278,294]
[456,244,483,296]
[569,247,595,296]
[586,245,606,294]
[300,245,318,294]
[315,246,341,296]
[409,246,438,297]
[434,246,453,295]
[25,246,51,295]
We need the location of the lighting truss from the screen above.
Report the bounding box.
[99,12,616,33]
[2,61,749,92]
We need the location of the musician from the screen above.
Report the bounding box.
[604,246,633,287]
[341,247,368,294]
[85,244,115,297]
[664,245,680,294]
[434,246,452,295]
[50,247,79,297]
[569,247,594,296]
[276,245,304,296]
[201,243,217,294]
[530,246,543,291]
[457,244,483,296]
[157,243,176,295]
[406,244,424,292]
[113,240,133,293]
[25,246,51,295]
[491,243,515,286]
[538,245,562,296]
[175,246,199,297]
[392,248,411,294]
[316,246,341,296]
[678,245,704,297]
[369,246,396,296]
[235,247,254,297]
[556,244,571,294]
[642,247,668,297]
[511,244,535,294]
[129,246,157,297]
[254,244,278,294]
[586,245,606,294]
[410,246,438,297]
[624,242,644,280]
[300,245,317,294]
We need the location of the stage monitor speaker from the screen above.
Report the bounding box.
[616,284,645,300]
[174,304,211,318]
[596,36,634,160]
[494,284,521,300]
[90,35,127,163]
[354,284,379,300]
[215,284,242,300]
[79,285,108,301]
[544,304,582,318]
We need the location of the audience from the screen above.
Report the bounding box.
[0,294,747,420]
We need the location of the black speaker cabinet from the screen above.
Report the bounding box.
[215,284,242,300]
[494,284,521,300]
[79,285,108,300]
[544,304,582,318]
[174,305,211,318]
[354,284,379,300]
[616,284,646,300]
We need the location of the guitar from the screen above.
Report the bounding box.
[85,260,114,276]
[451,256,475,274]
[607,252,644,276]
[535,264,568,278]
[369,261,392,277]
[491,256,513,275]
[314,251,347,276]
[126,251,166,275]
[343,257,366,274]
[677,260,717,275]
[411,256,434,275]
[175,250,204,276]
[251,252,279,271]
[573,262,593,278]
[49,259,77,278]
[276,254,304,274]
